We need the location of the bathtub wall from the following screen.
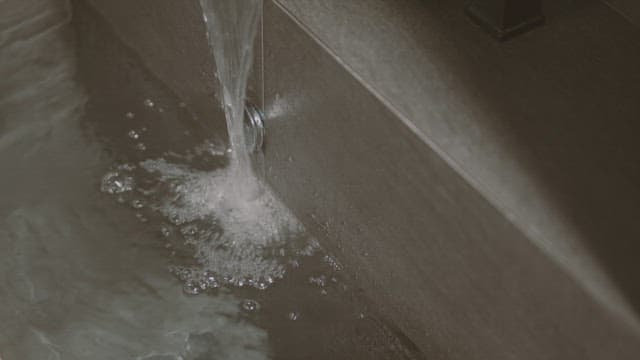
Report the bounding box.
[74,0,263,137]
[604,0,640,25]
[75,0,640,359]
[261,1,640,359]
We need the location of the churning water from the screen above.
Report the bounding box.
[0,0,422,359]
[102,0,318,291]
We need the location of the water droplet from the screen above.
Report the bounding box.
[241,299,260,312]
[143,99,155,108]
[288,311,300,321]
[125,112,135,119]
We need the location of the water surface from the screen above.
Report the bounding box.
[0,1,423,359]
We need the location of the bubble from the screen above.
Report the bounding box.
[183,281,201,295]
[143,98,155,108]
[323,254,343,271]
[135,213,148,223]
[204,273,219,289]
[255,276,273,290]
[308,275,326,288]
[180,224,198,237]
[179,101,187,108]
[170,266,192,281]
[136,143,147,151]
[101,172,135,194]
[299,238,320,256]
[241,299,260,312]
[169,213,183,225]
[288,311,300,321]
[128,130,140,140]
[125,111,135,119]
[255,282,268,290]
[160,226,171,237]
[117,163,136,171]
[130,199,145,209]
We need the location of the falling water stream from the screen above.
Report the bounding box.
[0,0,423,358]
[130,0,314,291]
[200,0,261,196]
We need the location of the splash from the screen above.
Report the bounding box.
[99,1,317,292]
[101,133,318,291]
[138,153,315,289]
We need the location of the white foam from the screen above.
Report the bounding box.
[138,156,313,289]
